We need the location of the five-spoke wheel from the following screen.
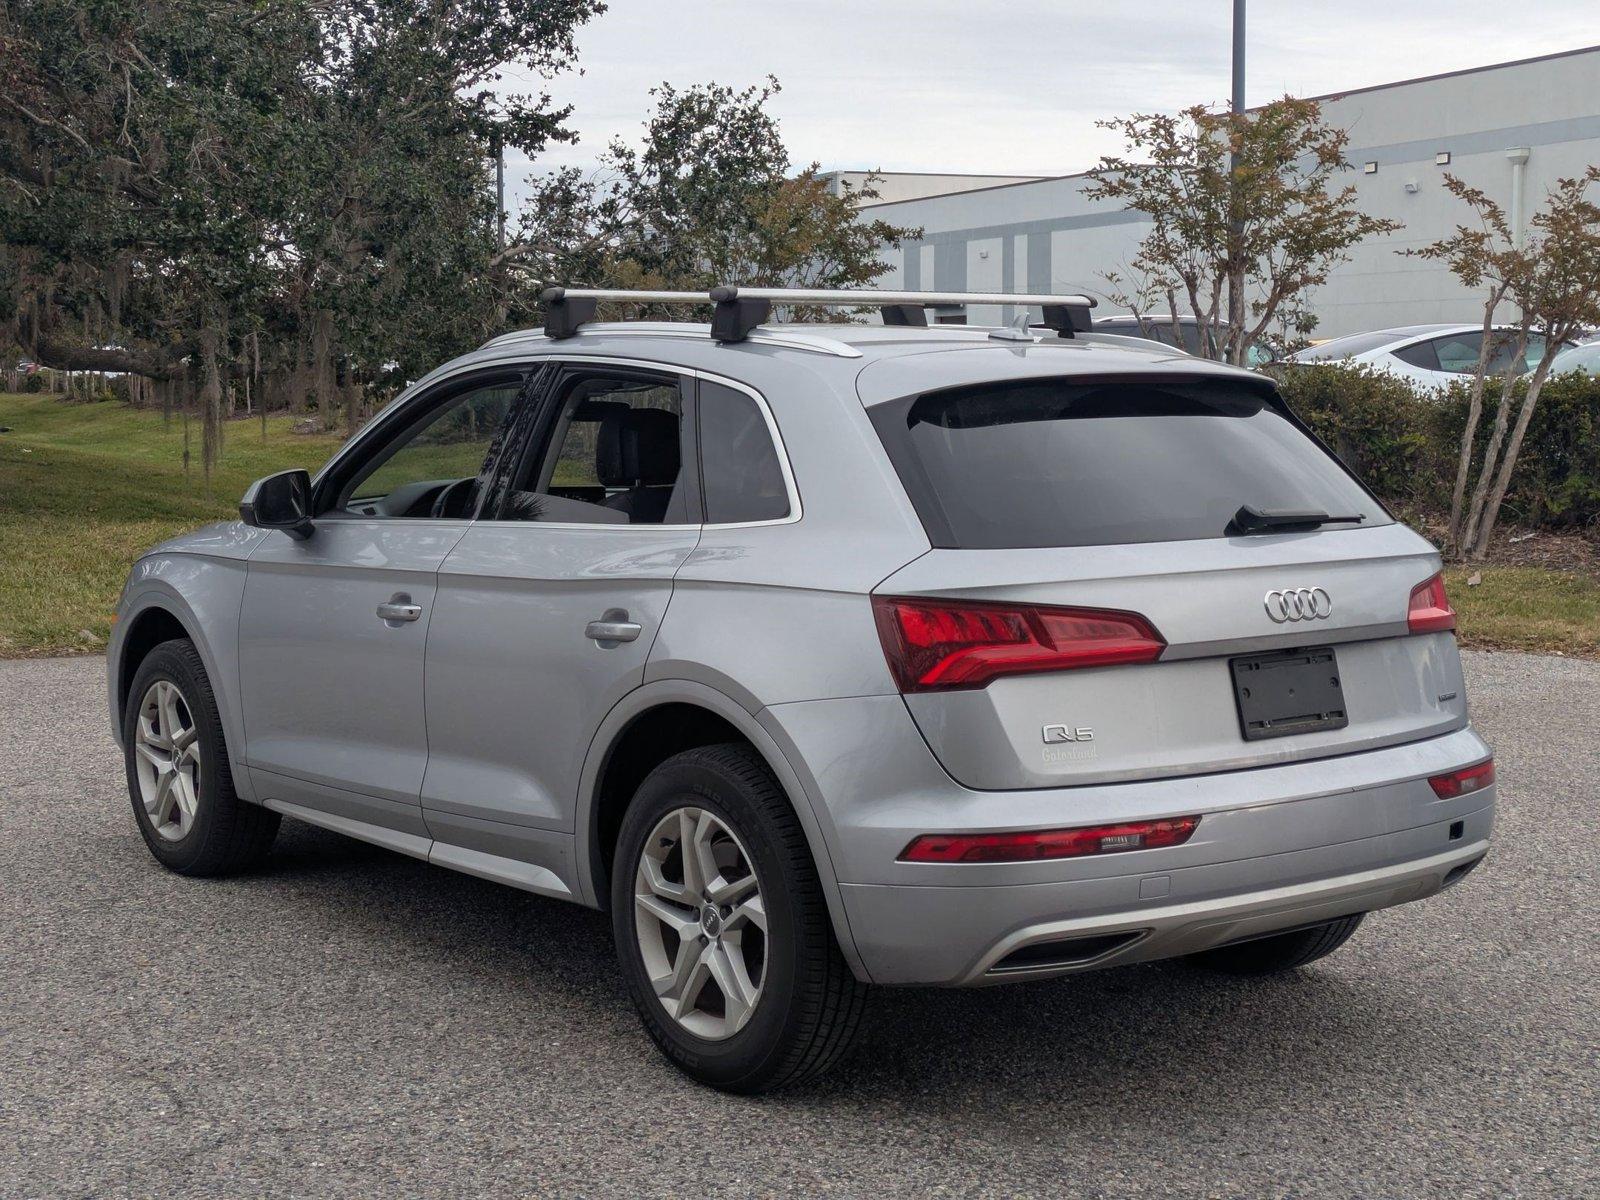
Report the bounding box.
[122,637,279,874]
[634,806,768,1040]
[133,679,203,841]
[612,743,869,1093]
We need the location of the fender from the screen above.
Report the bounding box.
[110,564,256,804]
[574,677,872,983]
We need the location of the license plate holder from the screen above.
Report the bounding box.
[1230,645,1349,741]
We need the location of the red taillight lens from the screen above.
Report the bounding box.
[1429,759,1495,799]
[1408,571,1457,634]
[872,595,1165,692]
[900,816,1201,864]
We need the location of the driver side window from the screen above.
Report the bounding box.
[341,379,524,518]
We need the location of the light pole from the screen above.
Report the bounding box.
[1227,0,1246,360]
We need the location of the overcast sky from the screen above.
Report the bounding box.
[499,1,1598,202]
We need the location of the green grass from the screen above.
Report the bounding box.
[2,393,1597,660]
[0,393,344,655]
[1444,566,1600,658]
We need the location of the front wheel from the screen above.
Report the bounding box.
[611,743,868,1093]
[1186,913,1365,975]
[122,638,280,875]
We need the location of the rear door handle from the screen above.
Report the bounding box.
[586,609,642,644]
[377,594,423,623]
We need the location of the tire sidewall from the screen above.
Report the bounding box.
[122,641,231,872]
[611,755,808,1090]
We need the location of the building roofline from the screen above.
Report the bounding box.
[823,169,1051,180]
[856,43,1600,213]
[1293,42,1600,104]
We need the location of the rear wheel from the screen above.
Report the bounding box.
[122,639,280,875]
[1187,913,1364,975]
[611,743,868,1093]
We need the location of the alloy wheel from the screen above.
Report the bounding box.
[133,679,202,842]
[633,806,767,1040]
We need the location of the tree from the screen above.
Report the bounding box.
[1435,168,1600,559]
[1084,97,1401,365]
[1408,177,1531,554]
[1,0,601,478]
[513,79,919,313]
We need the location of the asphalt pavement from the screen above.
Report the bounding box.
[2,651,1596,1199]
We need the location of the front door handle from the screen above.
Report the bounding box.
[586,608,642,645]
[377,593,423,624]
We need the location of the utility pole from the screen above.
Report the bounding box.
[494,129,506,253]
[1224,0,1247,362]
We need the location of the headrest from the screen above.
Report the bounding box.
[597,408,680,487]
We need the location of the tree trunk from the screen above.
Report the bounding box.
[198,323,224,496]
[1461,328,1530,551]
[1448,285,1510,554]
[1470,347,1558,560]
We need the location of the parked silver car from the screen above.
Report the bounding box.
[109,288,1496,1092]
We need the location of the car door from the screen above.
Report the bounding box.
[238,370,532,841]
[418,361,701,893]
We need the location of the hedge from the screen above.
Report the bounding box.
[1269,363,1600,532]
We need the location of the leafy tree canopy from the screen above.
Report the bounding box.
[1085,97,1401,365]
[514,79,920,316]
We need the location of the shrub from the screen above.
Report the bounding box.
[1269,362,1600,533]
[1268,363,1445,513]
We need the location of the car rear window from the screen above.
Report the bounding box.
[869,377,1390,549]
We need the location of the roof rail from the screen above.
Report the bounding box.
[537,286,1096,344]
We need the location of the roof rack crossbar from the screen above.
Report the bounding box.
[536,285,1098,343]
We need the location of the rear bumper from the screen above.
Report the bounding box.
[758,697,1496,986]
[841,821,1490,985]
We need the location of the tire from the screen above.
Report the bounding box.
[1187,913,1365,976]
[122,638,280,875]
[611,743,869,1093]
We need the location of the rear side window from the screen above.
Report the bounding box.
[1392,340,1441,371]
[869,378,1389,549]
[698,381,790,523]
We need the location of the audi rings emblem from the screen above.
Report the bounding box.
[1264,587,1333,623]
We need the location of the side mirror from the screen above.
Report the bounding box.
[240,469,315,540]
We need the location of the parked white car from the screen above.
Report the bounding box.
[1289,324,1547,391]
[1550,340,1600,377]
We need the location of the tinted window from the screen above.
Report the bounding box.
[699,381,789,523]
[1392,339,1441,371]
[1423,330,1546,375]
[870,378,1388,549]
[1428,331,1484,374]
[499,370,689,525]
[339,379,523,517]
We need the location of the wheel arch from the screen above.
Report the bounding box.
[110,577,255,804]
[576,679,870,982]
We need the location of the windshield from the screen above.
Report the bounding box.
[870,377,1390,549]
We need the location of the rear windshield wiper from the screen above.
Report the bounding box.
[1229,504,1365,535]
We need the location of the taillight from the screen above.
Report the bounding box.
[1408,572,1457,634]
[872,595,1165,692]
[900,816,1201,863]
[1429,759,1494,799]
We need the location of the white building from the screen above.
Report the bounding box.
[853,45,1600,337]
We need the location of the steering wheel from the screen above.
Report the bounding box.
[429,476,478,519]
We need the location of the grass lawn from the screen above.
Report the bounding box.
[0,392,343,655]
[2,392,1596,659]
[1444,565,1600,658]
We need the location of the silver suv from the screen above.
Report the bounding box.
[109,288,1496,1092]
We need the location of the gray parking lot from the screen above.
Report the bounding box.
[2,651,1596,1199]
